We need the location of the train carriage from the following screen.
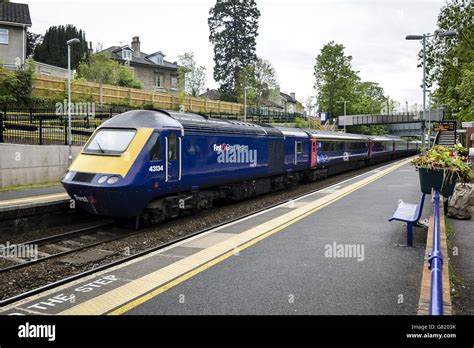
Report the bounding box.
[61,109,416,224]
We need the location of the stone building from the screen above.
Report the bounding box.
[0,2,31,69]
[102,36,181,92]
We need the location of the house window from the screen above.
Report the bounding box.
[171,76,178,89]
[152,55,163,65]
[0,29,8,44]
[155,74,164,88]
[122,50,132,61]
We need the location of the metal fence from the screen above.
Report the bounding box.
[429,190,444,315]
[0,106,131,146]
[0,107,305,146]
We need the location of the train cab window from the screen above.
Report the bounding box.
[296,141,303,154]
[148,133,162,161]
[84,128,136,155]
[168,134,177,160]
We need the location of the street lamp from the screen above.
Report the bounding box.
[336,100,349,132]
[426,89,432,147]
[405,30,457,148]
[243,86,251,122]
[67,38,80,165]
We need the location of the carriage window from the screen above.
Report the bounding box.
[148,133,162,161]
[168,134,177,160]
[296,142,302,154]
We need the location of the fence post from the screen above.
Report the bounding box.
[39,118,43,145]
[64,119,68,145]
[0,111,3,143]
[29,108,33,124]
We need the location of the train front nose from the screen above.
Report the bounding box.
[61,172,143,217]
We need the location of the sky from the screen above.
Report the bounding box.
[27,0,446,111]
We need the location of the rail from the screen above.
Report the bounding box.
[428,190,443,315]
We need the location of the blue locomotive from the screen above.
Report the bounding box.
[61,109,419,224]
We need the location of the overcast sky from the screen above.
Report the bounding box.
[27,0,446,110]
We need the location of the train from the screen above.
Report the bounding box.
[61,109,420,225]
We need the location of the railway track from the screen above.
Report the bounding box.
[0,221,137,273]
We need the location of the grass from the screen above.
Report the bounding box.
[445,218,468,312]
[0,181,61,192]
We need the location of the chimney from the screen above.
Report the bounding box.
[290,92,296,100]
[131,36,140,57]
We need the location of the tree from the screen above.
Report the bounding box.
[423,0,474,119]
[177,52,206,97]
[26,30,43,58]
[313,41,359,118]
[77,52,142,89]
[208,0,260,101]
[235,58,278,108]
[351,82,386,114]
[34,25,89,69]
[456,62,474,121]
[0,58,36,106]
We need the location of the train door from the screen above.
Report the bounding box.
[165,131,182,184]
[310,139,317,168]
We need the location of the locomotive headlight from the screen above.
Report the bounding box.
[98,175,108,184]
[107,176,119,184]
[64,171,73,181]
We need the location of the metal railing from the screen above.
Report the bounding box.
[428,190,443,315]
[0,106,131,146]
[0,107,306,146]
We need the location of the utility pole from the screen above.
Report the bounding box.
[406,30,457,148]
[337,100,348,132]
[67,38,80,165]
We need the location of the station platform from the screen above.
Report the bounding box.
[0,185,68,214]
[0,157,429,315]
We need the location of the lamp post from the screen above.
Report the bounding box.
[67,38,80,165]
[243,86,251,122]
[337,100,348,132]
[426,89,432,147]
[405,30,456,148]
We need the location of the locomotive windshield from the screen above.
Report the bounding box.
[84,128,136,155]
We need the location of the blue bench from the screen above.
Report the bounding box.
[388,194,426,246]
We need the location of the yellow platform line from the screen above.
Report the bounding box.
[0,193,69,207]
[54,157,412,316]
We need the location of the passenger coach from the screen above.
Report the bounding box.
[61,109,416,225]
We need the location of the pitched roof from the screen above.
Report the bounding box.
[102,46,180,70]
[0,2,31,25]
[199,89,221,100]
[261,99,284,109]
[280,92,298,104]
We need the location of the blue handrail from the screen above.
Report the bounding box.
[428,190,443,315]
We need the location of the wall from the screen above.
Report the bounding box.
[0,24,25,68]
[35,61,69,79]
[0,143,81,188]
[132,65,178,92]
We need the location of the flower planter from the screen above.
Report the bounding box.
[418,167,458,197]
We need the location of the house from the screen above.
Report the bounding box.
[34,61,69,78]
[102,37,180,92]
[0,1,31,69]
[272,92,304,114]
[199,88,221,100]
